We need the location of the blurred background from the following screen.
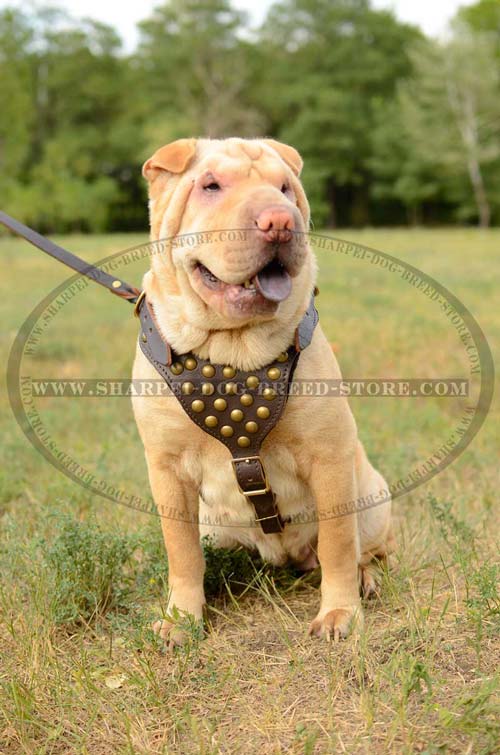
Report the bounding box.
[1,0,500,232]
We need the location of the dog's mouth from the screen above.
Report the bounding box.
[196,257,292,303]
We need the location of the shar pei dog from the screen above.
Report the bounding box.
[132,137,394,646]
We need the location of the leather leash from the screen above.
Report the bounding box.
[0,211,141,303]
[2,211,318,534]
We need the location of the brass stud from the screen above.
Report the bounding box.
[112,280,121,288]
[170,362,183,375]
[237,436,251,448]
[240,393,253,407]
[191,399,205,413]
[205,415,218,428]
[220,425,234,437]
[225,382,238,395]
[263,387,276,401]
[141,333,147,343]
[246,375,259,389]
[267,367,281,380]
[245,421,258,433]
[214,398,227,412]
[230,409,244,422]
[202,383,215,396]
[185,357,197,370]
[222,366,236,378]
[181,381,195,395]
[257,406,270,419]
[202,364,215,378]
[277,352,288,363]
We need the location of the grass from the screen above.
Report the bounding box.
[0,228,499,753]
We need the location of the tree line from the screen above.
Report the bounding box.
[1,0,499,232]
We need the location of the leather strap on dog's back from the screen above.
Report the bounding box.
[136,293,319,534]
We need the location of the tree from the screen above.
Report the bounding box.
[134,0,264,148]
[397,31,500,227]
[255,0,420,226]
[458,0,500,45]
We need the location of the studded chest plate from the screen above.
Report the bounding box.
[136,292,318,533]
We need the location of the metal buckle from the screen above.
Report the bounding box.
[133,290,146,318]
[231,456,270,496]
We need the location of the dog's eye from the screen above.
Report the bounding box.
[281,184,289,194]
[204,182,221,192]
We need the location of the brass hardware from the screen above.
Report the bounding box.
[205,415,218,428]
[112,280,121,288]
[256,406,270,419]
[181,381,195,395]
[237,436,251,448]
[133,290,146,318]
[246,375,259,389]
[202,383,215,396]
[170,362,183,375]
[231,456,270,496]
[240,393,253,407]
[225,382,237,395]
[267,367,281,380]
[222,366,236,378]
[263,387,276,400]
[141,333,147,343]
[245,421,258,433]
[214,398,227,411]
[185,357,197,370]
[191,399,205,413]
[220,425,234,437]
[276,351,288,362]
[230,409,243,422]
[202,364,215,378]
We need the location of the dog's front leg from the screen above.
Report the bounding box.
[308,457,361,641]
[147,455,206,646]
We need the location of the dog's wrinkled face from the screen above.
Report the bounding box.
[143,138,312,323]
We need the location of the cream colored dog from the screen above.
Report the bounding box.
[132,137,394,645]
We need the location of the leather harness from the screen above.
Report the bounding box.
[1,211,319,534]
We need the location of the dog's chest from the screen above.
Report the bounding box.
[189,442,318,565]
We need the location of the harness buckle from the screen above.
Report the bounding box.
[231,456,270,496]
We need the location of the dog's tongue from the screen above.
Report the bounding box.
[254,259,292,302]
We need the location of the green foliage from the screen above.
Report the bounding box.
[34,513,264,626]
[1,1,500,229]
[201,535,260,598]
[42,513,139,624]
[428,496,500,664]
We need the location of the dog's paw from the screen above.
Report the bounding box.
[360,564,379,599]
[308,605,363,641]
[152,616,203,649]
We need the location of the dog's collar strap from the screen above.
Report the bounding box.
[137,293,319,534]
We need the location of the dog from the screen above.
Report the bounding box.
[132,137,394,645]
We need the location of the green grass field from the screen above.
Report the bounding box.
[1,229,499,754]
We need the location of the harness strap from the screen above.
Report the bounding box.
[0,211,141,302]
[136,292,318,534]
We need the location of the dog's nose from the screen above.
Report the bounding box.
[255,206,295,243]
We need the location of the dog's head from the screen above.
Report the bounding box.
[142,138,315,340]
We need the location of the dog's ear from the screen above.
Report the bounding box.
[142,139,197,181]
[262,139,303,177]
